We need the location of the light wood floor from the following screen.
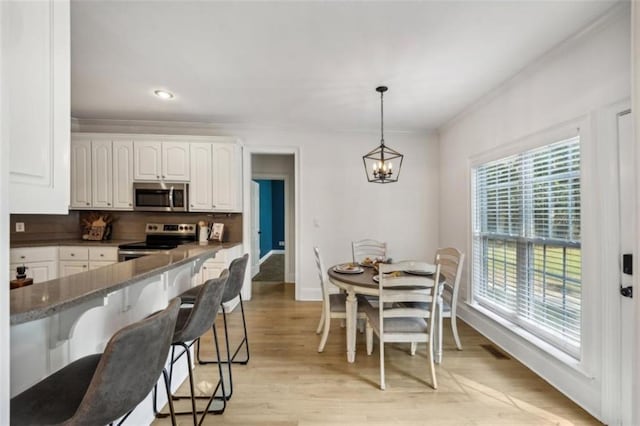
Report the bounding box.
[153,282,600,426]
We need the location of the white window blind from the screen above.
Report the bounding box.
[472,136,581,357]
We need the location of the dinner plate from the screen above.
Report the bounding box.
[333,264,364,274]
[404,270,434,276]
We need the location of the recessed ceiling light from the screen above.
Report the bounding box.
[154,89,174,100]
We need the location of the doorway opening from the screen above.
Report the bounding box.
[252,179,285,283]
[242,150,298,301]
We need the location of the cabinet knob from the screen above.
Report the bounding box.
[100,254,104,257]
[203,266,207,270]
[70,253,75,257]
[86,202,90,206]
[156,175,160,179]
[20,255,25,259]
[191,204,194,207]
[212,205,216,208]
[162,175,166,179]
[107,203,111,206]
[82,265,87,268]
[129,203,132,206]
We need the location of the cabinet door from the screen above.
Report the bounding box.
[162,142,190,181]
[11,261,57,284]
[133,141,162,181]
[58,260,88,278]
[91,140,113,208]
[112,140,134,209]
[212,143,242,211]
[88,260,115,271]
[70,139,92,208]
[189,143,213,211]
[7,0,70,214]
[201,262,224,281]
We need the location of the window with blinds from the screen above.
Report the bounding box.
[471,136,581,357]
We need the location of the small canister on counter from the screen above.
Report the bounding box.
[10,265,33,290]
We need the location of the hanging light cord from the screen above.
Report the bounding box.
[380,90,385,146]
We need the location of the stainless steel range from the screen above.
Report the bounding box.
[118,223,197,262]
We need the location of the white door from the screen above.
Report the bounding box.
[112,140,133,209]
[91,139,113,208]
[617,110,634,425]
[70,139,92,208]
[251,181,260,277]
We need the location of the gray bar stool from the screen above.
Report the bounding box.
[180,253,250,401]
[156,270,229,425]
[11,298,181,426]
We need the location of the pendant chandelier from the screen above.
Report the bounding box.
[362,86,403,184]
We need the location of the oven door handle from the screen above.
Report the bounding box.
[169,186,174,211]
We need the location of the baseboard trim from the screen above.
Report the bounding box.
[259,249,285,264]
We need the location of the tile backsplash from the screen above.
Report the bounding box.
[10,211,242,243]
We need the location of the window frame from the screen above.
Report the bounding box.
[469,125,584,360]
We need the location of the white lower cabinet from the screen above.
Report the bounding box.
[193,245,243,311]
[9,247,59,284]
[58,260,89,277]
[59,246,118,277]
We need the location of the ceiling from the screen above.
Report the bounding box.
[71,1,619,133]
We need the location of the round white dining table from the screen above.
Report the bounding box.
[328,264,443,364]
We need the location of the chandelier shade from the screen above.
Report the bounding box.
[363,86,403,184]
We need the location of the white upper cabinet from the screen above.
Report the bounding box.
[70,139,92,209]
[134,141,189,181]
[91,140,113,208]
[6,0,70,213]
[162,142,190,181]
[70,134,241,212]
[189,143,213,211]
[212,143,242,212]
[71,136,134,210]
[112,140,134,209]
[133,141,163,181]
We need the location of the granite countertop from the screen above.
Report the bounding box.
[10,241,241,325]
[10,239,136,248]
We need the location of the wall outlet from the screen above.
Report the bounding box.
[279,241,285,247]
[15,222,25,232]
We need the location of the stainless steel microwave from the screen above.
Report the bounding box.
[133,182,189,212]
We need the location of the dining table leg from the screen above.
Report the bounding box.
[345,289,358,363]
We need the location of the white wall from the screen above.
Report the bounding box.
[73,120,440,301]
[437,6,630,422]
[252,154,296,283]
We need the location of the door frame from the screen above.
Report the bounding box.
[252,173,290,281]
[597,100,633,424]
[241,146,300,301]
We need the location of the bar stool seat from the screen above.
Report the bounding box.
[11,298,180,426]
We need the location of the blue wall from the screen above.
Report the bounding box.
[255,179,285,258]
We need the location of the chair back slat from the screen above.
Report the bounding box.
[313,247,331,313]
[377,259,442,325]
[434,248,464,307]
[352,239,387,263]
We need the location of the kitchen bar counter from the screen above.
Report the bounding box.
[10,241,240,325]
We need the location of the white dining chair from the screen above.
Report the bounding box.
[407,247,465,354]
[364,258,442,390]
[314,247,370,353]
[351,239,387,264]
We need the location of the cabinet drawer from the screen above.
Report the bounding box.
[59,246,89,260]
[10,247,58,263]
[89,247,118,261]
[89,260,116,270]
